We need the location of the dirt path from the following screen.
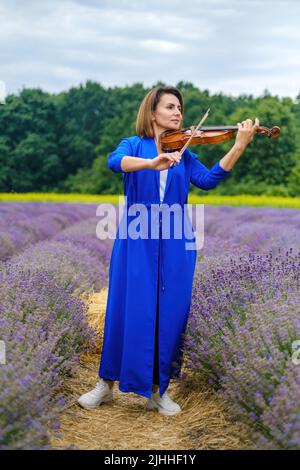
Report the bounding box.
[50,290,251,450]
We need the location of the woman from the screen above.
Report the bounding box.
[78,86,259,416]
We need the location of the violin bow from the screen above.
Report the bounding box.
[179,107,210,156]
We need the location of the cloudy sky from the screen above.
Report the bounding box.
[1,0,300,99]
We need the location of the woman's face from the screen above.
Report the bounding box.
[152,93,182,134]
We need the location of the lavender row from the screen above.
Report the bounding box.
[0,202,98,261]
[53,216,113,269]
[184,246,300,449]
[0,265,98,449]
[201,205,300,254]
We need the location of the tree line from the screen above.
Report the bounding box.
[0,80,299,196]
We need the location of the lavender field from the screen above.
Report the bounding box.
[0,202,98,261]
[0,202,113,449]
[0,201,299,449]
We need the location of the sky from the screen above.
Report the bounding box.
[0,0,300,99]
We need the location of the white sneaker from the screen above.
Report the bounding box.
[77,380,113,409]
[146,391,181,416]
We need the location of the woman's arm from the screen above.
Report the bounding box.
[108,138,181,173]
[189,118,260,190]
[190,158,232,190]
[121,156,152,172]
[121,152,181,172]
[219,143,246,171]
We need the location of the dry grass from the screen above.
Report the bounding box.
[50,290,252,450]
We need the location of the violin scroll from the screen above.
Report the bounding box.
[258,126,281,139]
[160,124,281,151]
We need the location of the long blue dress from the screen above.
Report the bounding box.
[98,135,231,399]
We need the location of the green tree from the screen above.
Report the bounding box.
[287,157,300,196]
[10,133,62,192]
[0,82,299,195]
[0,137,12,191]
[60,155,122,194]
[224,96,297,186]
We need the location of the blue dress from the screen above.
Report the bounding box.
[98,135,231,399]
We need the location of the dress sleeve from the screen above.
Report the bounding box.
[108,138,133,173]
[189,150,232,190]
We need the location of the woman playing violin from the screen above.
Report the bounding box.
[78,85,260,416]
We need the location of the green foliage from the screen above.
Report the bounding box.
[208,180,291,197]
[0,81,299,195]
[226,97,298,186]
[11,133,62,192]
[0,137,11,191]
[59,155,122,194]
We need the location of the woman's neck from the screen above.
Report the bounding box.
[154,135,162,155]
[154,129,165,155]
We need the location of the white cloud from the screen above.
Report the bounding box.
[141,39,185,54]
[0,80,7,103]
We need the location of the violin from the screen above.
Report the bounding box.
[159,124,281,151]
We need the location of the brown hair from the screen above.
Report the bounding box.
[136,86,184,138]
